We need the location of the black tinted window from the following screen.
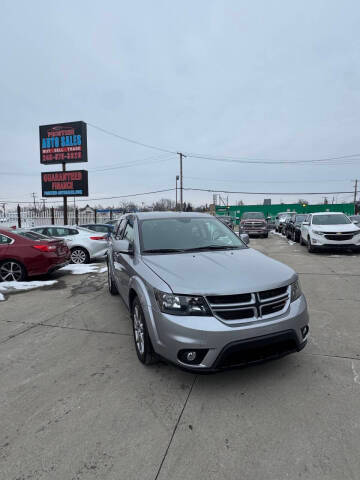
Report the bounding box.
[0,234,12,244]
[241,212,265,219]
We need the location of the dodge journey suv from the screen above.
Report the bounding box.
[107,212,309,371]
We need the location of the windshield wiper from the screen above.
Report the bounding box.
[142,248,187,254]
[185,245,241,252]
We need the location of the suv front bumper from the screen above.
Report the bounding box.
[143,295,309,371]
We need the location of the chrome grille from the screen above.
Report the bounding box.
[207,286,290,324]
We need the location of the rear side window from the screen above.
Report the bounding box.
[0,234,13,244]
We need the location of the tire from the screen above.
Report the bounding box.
[107,259,118,295]
[307,236,316,253]
[70,247,90,264]
[263,233,268,238]
[299,234,304,245]
[131,297,158,365]
[0,260,26,282]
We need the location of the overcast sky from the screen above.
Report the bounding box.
[1,0,360,209]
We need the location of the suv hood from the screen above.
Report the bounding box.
[312,224,360,233]
[142,248,296,296]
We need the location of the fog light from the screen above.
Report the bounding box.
[178,349,209,365]
[301,326,309,338]
[186,351,196,362]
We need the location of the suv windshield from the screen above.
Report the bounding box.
[295,215,307,222]
[140,217,246,253]
[241,212,265,219]
[312,214,351,225]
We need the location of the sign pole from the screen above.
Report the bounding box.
[62,162,68,225]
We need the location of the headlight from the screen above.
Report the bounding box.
[154,289,211,316]
[313,230,324,235]
[290,279,302,303]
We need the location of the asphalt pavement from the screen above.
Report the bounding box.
[1,234,359,480]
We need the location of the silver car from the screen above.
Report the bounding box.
[108,212,309,371]
[30,225,108,264]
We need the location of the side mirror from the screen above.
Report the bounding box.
[240,233,250,245]
[113,239,134,255]
[302,221,309,226]
[353,220,359,225]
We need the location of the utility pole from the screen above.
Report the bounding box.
[354,179,358,207]
[175,175,179,211]
[177,153,186,211]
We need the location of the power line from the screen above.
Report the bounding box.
[87,122,178,155]
[1,188,176,204]
[184,187,354,195]
[185,152,360,165]
[184,176,354,184]
[86,121,360,165]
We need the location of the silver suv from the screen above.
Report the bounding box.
[107,212,309,371]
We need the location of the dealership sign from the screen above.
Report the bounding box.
[39,121,87,164]
[41,170,88,197]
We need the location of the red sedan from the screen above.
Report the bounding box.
[0,228,70,282]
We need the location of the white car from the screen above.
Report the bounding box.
[300,212,360,253]
[29,225,108,264]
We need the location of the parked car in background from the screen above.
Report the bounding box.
[285,214,308,242]
[281,216,292,235]
[107,212,309,371]
[300,212,360,253]
[80,223,115,237]
[240,212,268,237]
[29,225,108,264]
[266,217,276,231]
[216,215,235,230]
[105,219,121,226]
[350,215,360,225]
[0,228,70,281]
[275,212,292,232]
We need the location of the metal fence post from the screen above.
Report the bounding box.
[75,208,79,225]
[17,204,21,228]
[51,207,55,225]
[94,209,97,224]
[110,209,113,220]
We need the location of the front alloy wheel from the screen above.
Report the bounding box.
[307,236,316,253]
[131,297,157,365]
[0,261,25,282]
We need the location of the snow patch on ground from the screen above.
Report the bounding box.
[61,264,106,275]
[288,240,295,245]
[0,292,5,301]
[0,280,57,294]
[270,230,283,237]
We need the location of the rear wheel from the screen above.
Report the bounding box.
[107,259,118,295]
[131,297,158,365]
[70,247,90,264]
[0,260,26,282]
[300,234,304,245]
